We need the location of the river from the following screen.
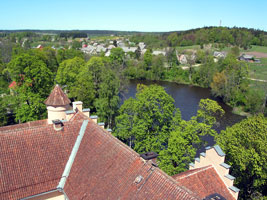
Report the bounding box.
[121,79,245,148]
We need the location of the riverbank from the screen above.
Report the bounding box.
[131,77,251,117]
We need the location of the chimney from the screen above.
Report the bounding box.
[73,101,83,112]
[52,119,64,131]
[44,85,71,124]
[189,145,239,200]
[140,152,158,166]
[90,115,98,124]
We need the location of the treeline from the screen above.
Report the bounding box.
[0,29,146,37]
[123,47,267,115]
[0,46,129,128]
[131,26,267,49]
[59,31,88,38]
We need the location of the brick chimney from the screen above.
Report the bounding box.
[189,145,240,200]
[44,85,71,124]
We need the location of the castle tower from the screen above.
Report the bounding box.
[44,85,71,124]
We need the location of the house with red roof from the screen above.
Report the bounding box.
[0,85,240,200]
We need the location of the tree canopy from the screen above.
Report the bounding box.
[216,115,267,199]
[158,99,224,175]
[114,84,176,153]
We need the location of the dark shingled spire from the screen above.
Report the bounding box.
[44,84,71,106]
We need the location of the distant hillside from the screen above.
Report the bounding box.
[130,26,267,49]
[1,26,267,49]
[0,29,149,36]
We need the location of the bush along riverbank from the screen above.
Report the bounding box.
[124,51,267,116]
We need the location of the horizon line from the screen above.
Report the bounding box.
[0,26,266,33]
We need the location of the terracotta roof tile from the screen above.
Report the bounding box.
[44,85,71,106]
[64,121,200,200]
[0,119,48,132]
[8,81,17,89]
[0,120,83,199]
[172,165,235,200]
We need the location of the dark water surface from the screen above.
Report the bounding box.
[121,80,245,147]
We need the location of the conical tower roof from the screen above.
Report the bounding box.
[44,84,71,106]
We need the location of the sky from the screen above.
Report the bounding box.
[0,0,266,32]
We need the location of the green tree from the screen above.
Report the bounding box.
[167,32,179,47]
[0,97,8,126]
[56,49,84,64]
[151,55,165,80]
[192,55,216,88]
[69,66,95,108]
[159,99,224,175]
[143,49,153,68]
[211,55,249,106]
[230,46,240,58]
[6,53,53,122]
[86,56,105,94]
[72,40,81,50]
[110,47,124,65]
[55,57,86,92]
[95,69,120,128]
[216,115,267,199]
[114,84,176,153]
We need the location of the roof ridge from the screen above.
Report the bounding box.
[57,120,89,191]
[0,119,83,134]
[0,119,48,133]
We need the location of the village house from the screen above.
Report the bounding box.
[152,50,166,56]
[239,54,261,63]
[0,85,240,200]
[213,51,227,59]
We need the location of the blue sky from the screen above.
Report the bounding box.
[1,0,266,32]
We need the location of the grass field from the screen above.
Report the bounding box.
[244,45,267,53]
[248,58,267,80]
[176,45,200,51]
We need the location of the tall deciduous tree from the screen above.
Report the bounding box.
[55,57,86,92]
[95,69,120,128]
[6,53,53,122]
[159,99,224,175]
[211,55,249,106]
[86,56,105,94]
[69,66,95,108]
[114,84,176,153]
[110,47,124,65]
[216,115,267,199]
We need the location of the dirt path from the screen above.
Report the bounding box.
[248,78,267,82]
[242,51,267,58]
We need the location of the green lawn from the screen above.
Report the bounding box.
[244,45,267,53]
[176,45,200,51]
[248,58,267,80]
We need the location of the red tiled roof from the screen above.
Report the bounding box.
[8,81,17,89]
[172,165,235,200]
[0,120,83,200]
[64,121,200,200]
[44,85,71,106]
[0,119,48,132]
